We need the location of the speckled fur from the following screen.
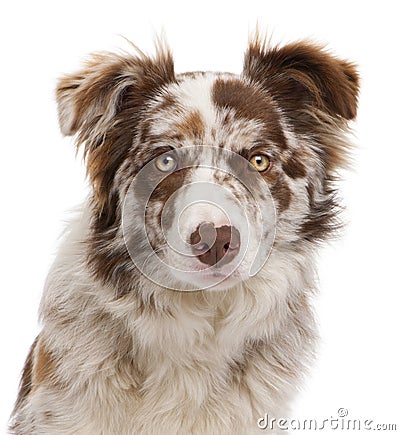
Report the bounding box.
[10,35,359,434]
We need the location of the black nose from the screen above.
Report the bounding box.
[190,222,240,267]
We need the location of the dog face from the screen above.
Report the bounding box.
[120,75,280,291]
[56,38,359,294]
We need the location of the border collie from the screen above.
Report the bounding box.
[10,34,359,434]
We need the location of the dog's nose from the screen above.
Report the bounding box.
[190,222,240,267]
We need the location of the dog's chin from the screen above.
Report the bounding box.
[169,266,246,292]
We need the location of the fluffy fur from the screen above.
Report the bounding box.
[10,35,359,434]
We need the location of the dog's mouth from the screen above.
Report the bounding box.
[199,269,231,280]
[192,265,242,285]
[210,270,228,278]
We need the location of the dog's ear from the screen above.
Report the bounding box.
[242,38,359,121]
[56,48,175,138]
[56,46,176,220]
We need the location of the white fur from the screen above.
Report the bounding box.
[11,46,352,434]
[11,204,316,434]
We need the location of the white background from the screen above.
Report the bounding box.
[1,1,399,433]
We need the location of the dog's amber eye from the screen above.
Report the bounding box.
[249,155,270,172]
[155,155,177,172]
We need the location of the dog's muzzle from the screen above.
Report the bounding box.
[190,222,240,267]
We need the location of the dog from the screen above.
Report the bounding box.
[10,34,359,434]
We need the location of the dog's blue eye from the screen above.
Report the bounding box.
[155,155,177,172]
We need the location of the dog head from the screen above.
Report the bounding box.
[56,37,359,293]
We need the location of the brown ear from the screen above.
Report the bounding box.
[56,46,176,220]
[56,53,131,137]
[243,38,359,121]
[56,48,176,138]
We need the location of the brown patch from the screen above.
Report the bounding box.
[269,174,292,213]
[243,37,359,121]
[11,336,60,427]
[174,110,205,140]
[212,78,287,149]
[149,166,193,229]
[282,155,307,179]
[298,180,339,242]
[12,336,38,416]
[86,223,135,299]
[32,339,57,389]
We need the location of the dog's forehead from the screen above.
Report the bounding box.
[146,72,286,153]
[171,72,220,127]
